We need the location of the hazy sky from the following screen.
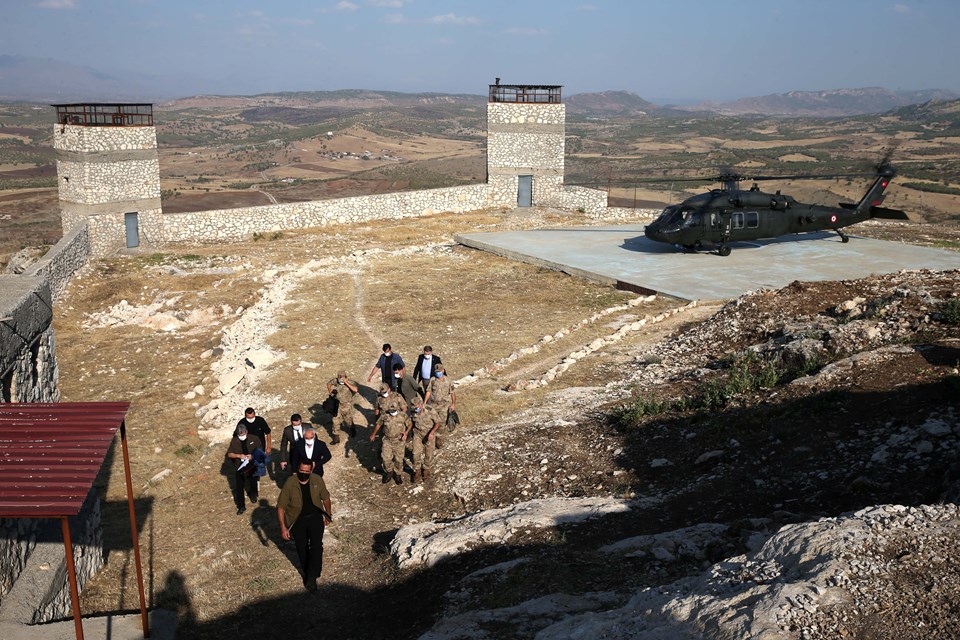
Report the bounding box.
[6,0,960,102]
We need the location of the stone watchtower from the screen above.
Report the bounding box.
[486,82,565,208]
[53,104,162,256]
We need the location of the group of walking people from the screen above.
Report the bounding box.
[223,343,458,591]
[366,344,457,485]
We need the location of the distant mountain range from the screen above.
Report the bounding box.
[1,55,957,118]
[565,91,656,115]
[679,87,960,117]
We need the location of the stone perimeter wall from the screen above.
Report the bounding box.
[0,277,59,405]
[23,222,91,300]
[162,183,501,243]
[0,223,100,625]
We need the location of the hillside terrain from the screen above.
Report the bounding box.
[30,203,957,639]
[3,87,960,267]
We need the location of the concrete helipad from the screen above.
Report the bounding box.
[456,225,959,301]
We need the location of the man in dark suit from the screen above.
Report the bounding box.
[290,426,332,478]
[413,345,442,395]
[278,413,307,481]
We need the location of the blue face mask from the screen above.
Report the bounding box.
[435,371,443,378]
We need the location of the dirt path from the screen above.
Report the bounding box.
[351,271,380,349]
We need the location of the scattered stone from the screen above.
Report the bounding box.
[149,469,172,484]
[695,450,725,465]
[218,369,246,395]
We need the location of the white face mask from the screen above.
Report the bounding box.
[238,434,247,441]
[388,410,398,416]
[381,391,389,397]
[384,351,391,357]
[245,417,255,423]
[395,373,402,379]
[305,438,314,446]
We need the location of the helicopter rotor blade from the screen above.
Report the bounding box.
[746,172,878,182]
[875,143,899,171]
[566,163,895,188]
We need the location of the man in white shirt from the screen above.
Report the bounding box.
[414,345,443,395]
[291,426,333,478]
[279,414,307,480]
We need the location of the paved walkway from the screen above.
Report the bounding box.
[456,225,960,301]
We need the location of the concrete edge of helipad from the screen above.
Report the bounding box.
[455,232,693,300]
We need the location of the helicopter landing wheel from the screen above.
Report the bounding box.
[837,230,850,243]
[718,245,731,257]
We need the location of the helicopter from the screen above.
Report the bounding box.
[642,164,908,256]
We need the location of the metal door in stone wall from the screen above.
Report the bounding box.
[124,212,140,248]
[517,175,533,207]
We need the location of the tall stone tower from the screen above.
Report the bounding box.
[53,104,162,256]
[486,83,565,208]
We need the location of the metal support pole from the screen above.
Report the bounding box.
[61,516,85,640]
[120,421,151,637]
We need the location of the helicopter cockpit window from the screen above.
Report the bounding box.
[654,206,681,228]
[680,210,700,228]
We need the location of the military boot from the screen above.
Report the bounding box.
[413,468,422,483]
[435,435,443,449]
[423,468,431,481]
[331,432,341,445]
[381,472,391,484]
[393,472,403,485]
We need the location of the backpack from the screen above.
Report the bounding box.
[322,394,340,416]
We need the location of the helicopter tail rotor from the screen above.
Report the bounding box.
[874,143,899,174]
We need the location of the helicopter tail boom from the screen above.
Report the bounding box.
[839,202,909,220]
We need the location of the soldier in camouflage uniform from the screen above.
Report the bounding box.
[326,370,360,440]
[409,397,442,483]
[369,402,410,485]
[423,364,456,448]
[373,383,407,425]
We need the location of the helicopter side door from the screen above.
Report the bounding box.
[704,211,727,244]
[727,211,761,241]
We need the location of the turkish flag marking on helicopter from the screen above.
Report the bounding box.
[830,215,837,223]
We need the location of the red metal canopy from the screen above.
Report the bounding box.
[0,402,148,639]
[0,402,129,517]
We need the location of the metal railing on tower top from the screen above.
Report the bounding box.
[53,103,154,126]
[488,84,562,104]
